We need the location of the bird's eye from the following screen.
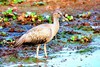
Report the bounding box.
[58,13,60,14]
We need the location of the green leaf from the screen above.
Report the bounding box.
[0,2,3,5]
[2,11,7,15]
[12,15,17,20]
[4,18,9,22]
[13,0,24,4]
[70,35,78,41]
[45,15,52,23]
[6,8,13,14]
[2,8,13,15]
[32,18,36,22]
[80,39,84,43]
[37,2,46,5]
[6,38,13,42]
[67,15,73,21]
[25,12,36,17]
[38,15,44,21]
[32,2,46,6]
[0,41,4,45]
[0,32,7,36]
[0,26,3,29]
[31,12,36,16]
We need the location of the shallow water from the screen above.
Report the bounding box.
[1,47,100,67]
[0,34,100,67]
[0,10,100,67]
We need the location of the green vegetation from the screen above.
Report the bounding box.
[1,55,46,64]
[68,35,92,44]
[0,8,52,25]
[0,32,7,36]
[76,47,95,54]
[32,2,46,6]
[77,26,94,31]
[77,12,91,18]
[1,8,18,22]
[12,0,24,4]
[62,14,74,21]
[0,0,9,5]
[45,15,52,23]
[0,0,25,5]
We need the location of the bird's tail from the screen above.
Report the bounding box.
[14,35,25,47]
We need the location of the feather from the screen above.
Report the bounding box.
[15,10,64,58]
[15,25,52,46]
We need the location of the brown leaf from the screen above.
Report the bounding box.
[8,28,15,32]
[4,22,11,27]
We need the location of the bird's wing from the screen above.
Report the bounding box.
[15,25,52,46]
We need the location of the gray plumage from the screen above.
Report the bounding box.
[15,24,52,46]
[15,10,63,58]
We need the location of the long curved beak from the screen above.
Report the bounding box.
[58,12,66,20]
[62,15,66,19]
[60,13,66,20]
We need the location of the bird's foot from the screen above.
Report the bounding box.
[36,57,38,59]
[36,56,39,59]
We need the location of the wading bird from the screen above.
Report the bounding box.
[15,10,64,58]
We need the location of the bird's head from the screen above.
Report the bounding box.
[53,10,65,19]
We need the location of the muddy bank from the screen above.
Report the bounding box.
[0,0,100,67]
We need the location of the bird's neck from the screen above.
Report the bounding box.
[53,17,60,35]
[53,17,59,27]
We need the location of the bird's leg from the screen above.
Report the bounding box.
[36,44,41,58]
[44,43,48,58]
